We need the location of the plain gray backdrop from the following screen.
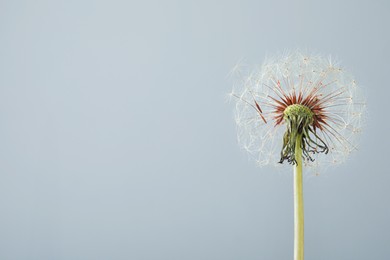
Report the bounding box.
[0,0,389,259]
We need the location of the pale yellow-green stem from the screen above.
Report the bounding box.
[294,136,304,260]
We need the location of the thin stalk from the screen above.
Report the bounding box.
[294,136,304,260]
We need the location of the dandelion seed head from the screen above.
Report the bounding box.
[230,51,366,173]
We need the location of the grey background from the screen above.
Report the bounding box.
[0,0,388,259]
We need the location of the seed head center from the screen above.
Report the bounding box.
[283,104,314,125]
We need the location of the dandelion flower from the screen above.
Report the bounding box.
[230,51,366,172]
[229,51,366,260]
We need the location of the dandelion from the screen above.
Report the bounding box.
[229,51,366,260]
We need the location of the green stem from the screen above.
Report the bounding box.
[294,136,304,260]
